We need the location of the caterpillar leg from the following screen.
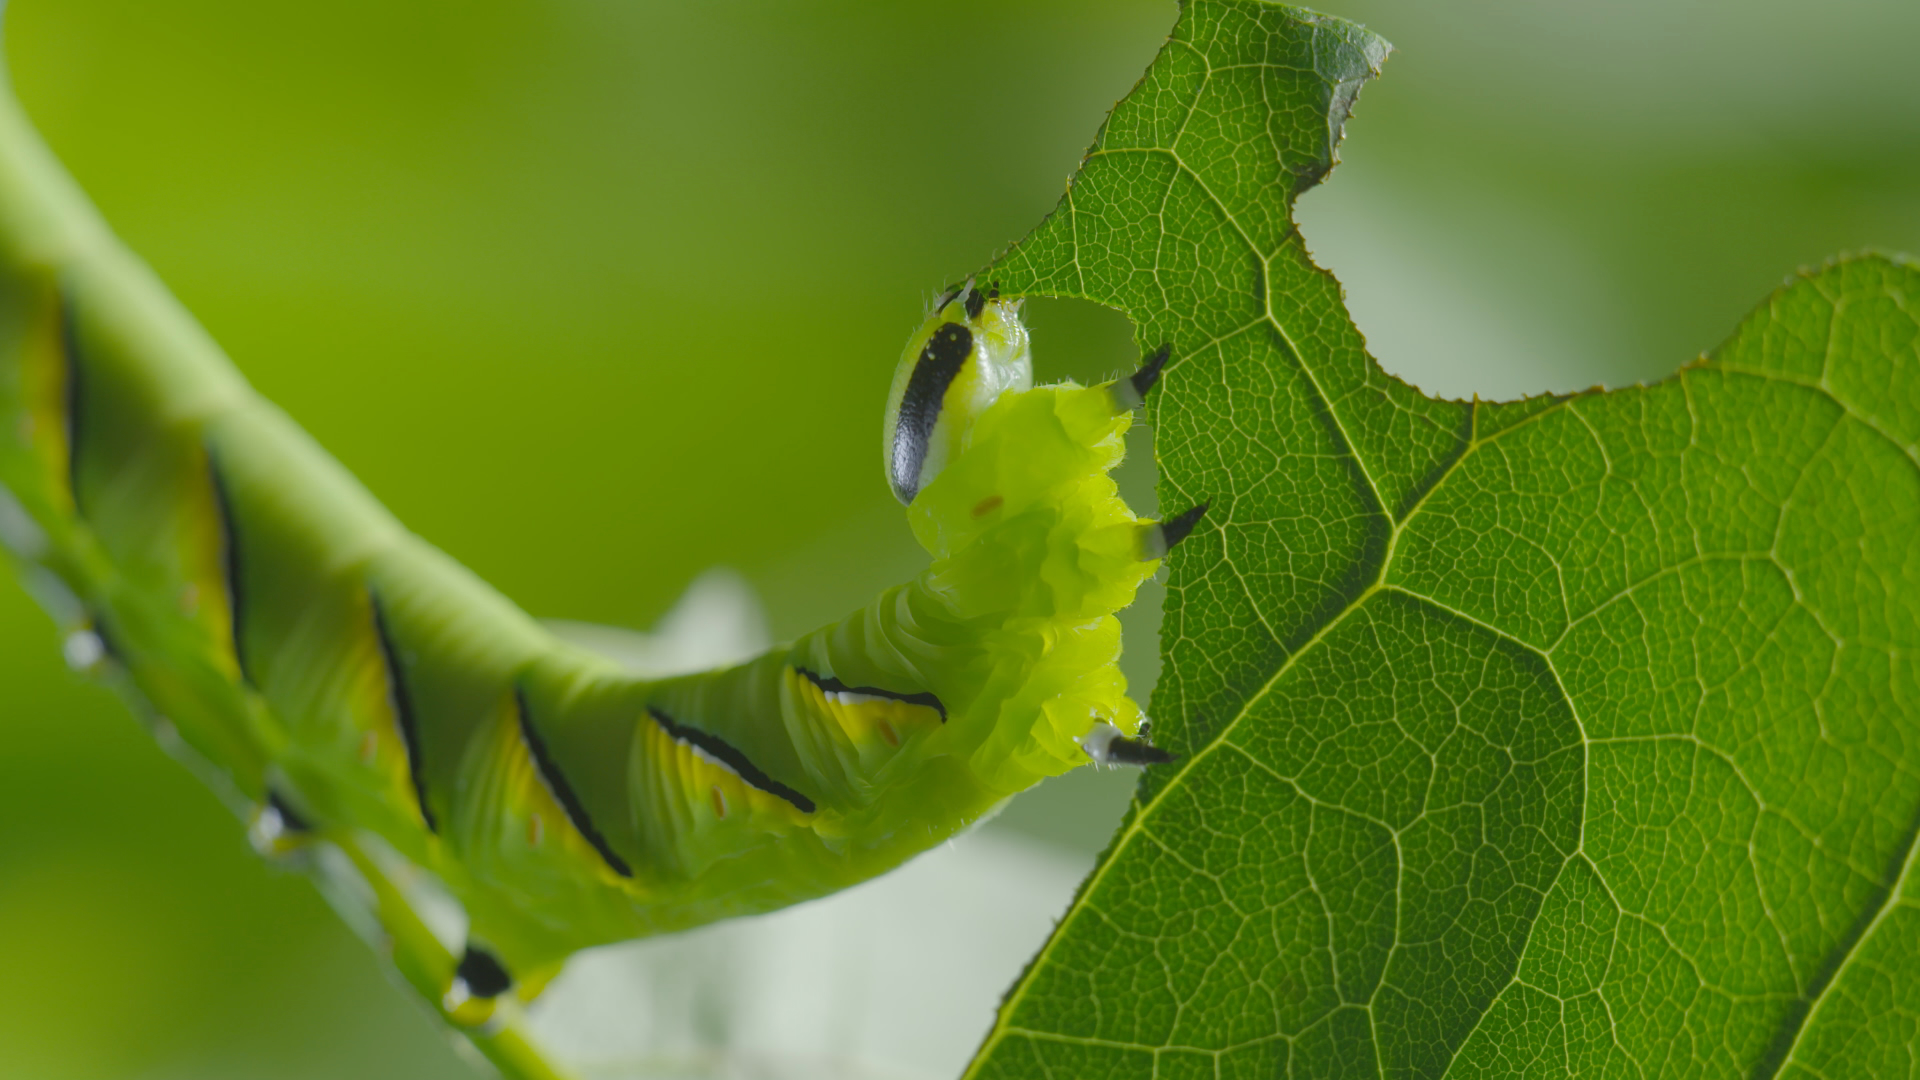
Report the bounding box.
[445,944,514,1026]
[1078,718,1177,766]
[324,836,575,1079]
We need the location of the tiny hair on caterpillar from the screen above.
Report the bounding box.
[0,84,1205,1064]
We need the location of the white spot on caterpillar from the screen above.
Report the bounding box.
[63,628,104,672]
[249,802,293,855]
[1077,720,1126,766]
[1138,521,1171,560]
[1079,718,1173,767]
[825,690,892,708]
[441,978,502,1031]
[1079,719,1172,768]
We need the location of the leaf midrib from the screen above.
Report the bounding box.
[1761,803,1920,1078]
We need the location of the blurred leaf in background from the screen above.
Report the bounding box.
[0,0,1912,1077]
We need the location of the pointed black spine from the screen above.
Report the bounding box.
[1159,502,1209,551]
[1128,343,1173,400]
[1105,736,1177,766]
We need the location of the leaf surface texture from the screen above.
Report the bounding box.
[966,3,1920,1076]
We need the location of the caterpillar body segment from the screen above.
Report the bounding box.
[0,87,1186,1042]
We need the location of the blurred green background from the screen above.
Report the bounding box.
[0,0,1913,1076]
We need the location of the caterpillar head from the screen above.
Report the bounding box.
[882,281,1032,505]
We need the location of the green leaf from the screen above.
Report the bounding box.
[967,1,1920,1076]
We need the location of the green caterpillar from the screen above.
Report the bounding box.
[0,83,1198,1060]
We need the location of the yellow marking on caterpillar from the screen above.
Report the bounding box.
[785,666,941,775]
[510,689,633,880]
[442,982,498,1030]
[630,714,810,879]
[273,589,431,842]
[476,692,628,881]
[18,280,73,518]
[185,447,244,681]
[433,692,640,980]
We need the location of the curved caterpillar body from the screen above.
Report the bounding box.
[0,93,1192,1033]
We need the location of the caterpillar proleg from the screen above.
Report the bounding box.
[0,78,1194,1059]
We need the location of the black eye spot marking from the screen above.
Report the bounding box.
[964,286,988,320]
[648,707,817,814]
[456,944,513,999]
[888,322,974,505]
